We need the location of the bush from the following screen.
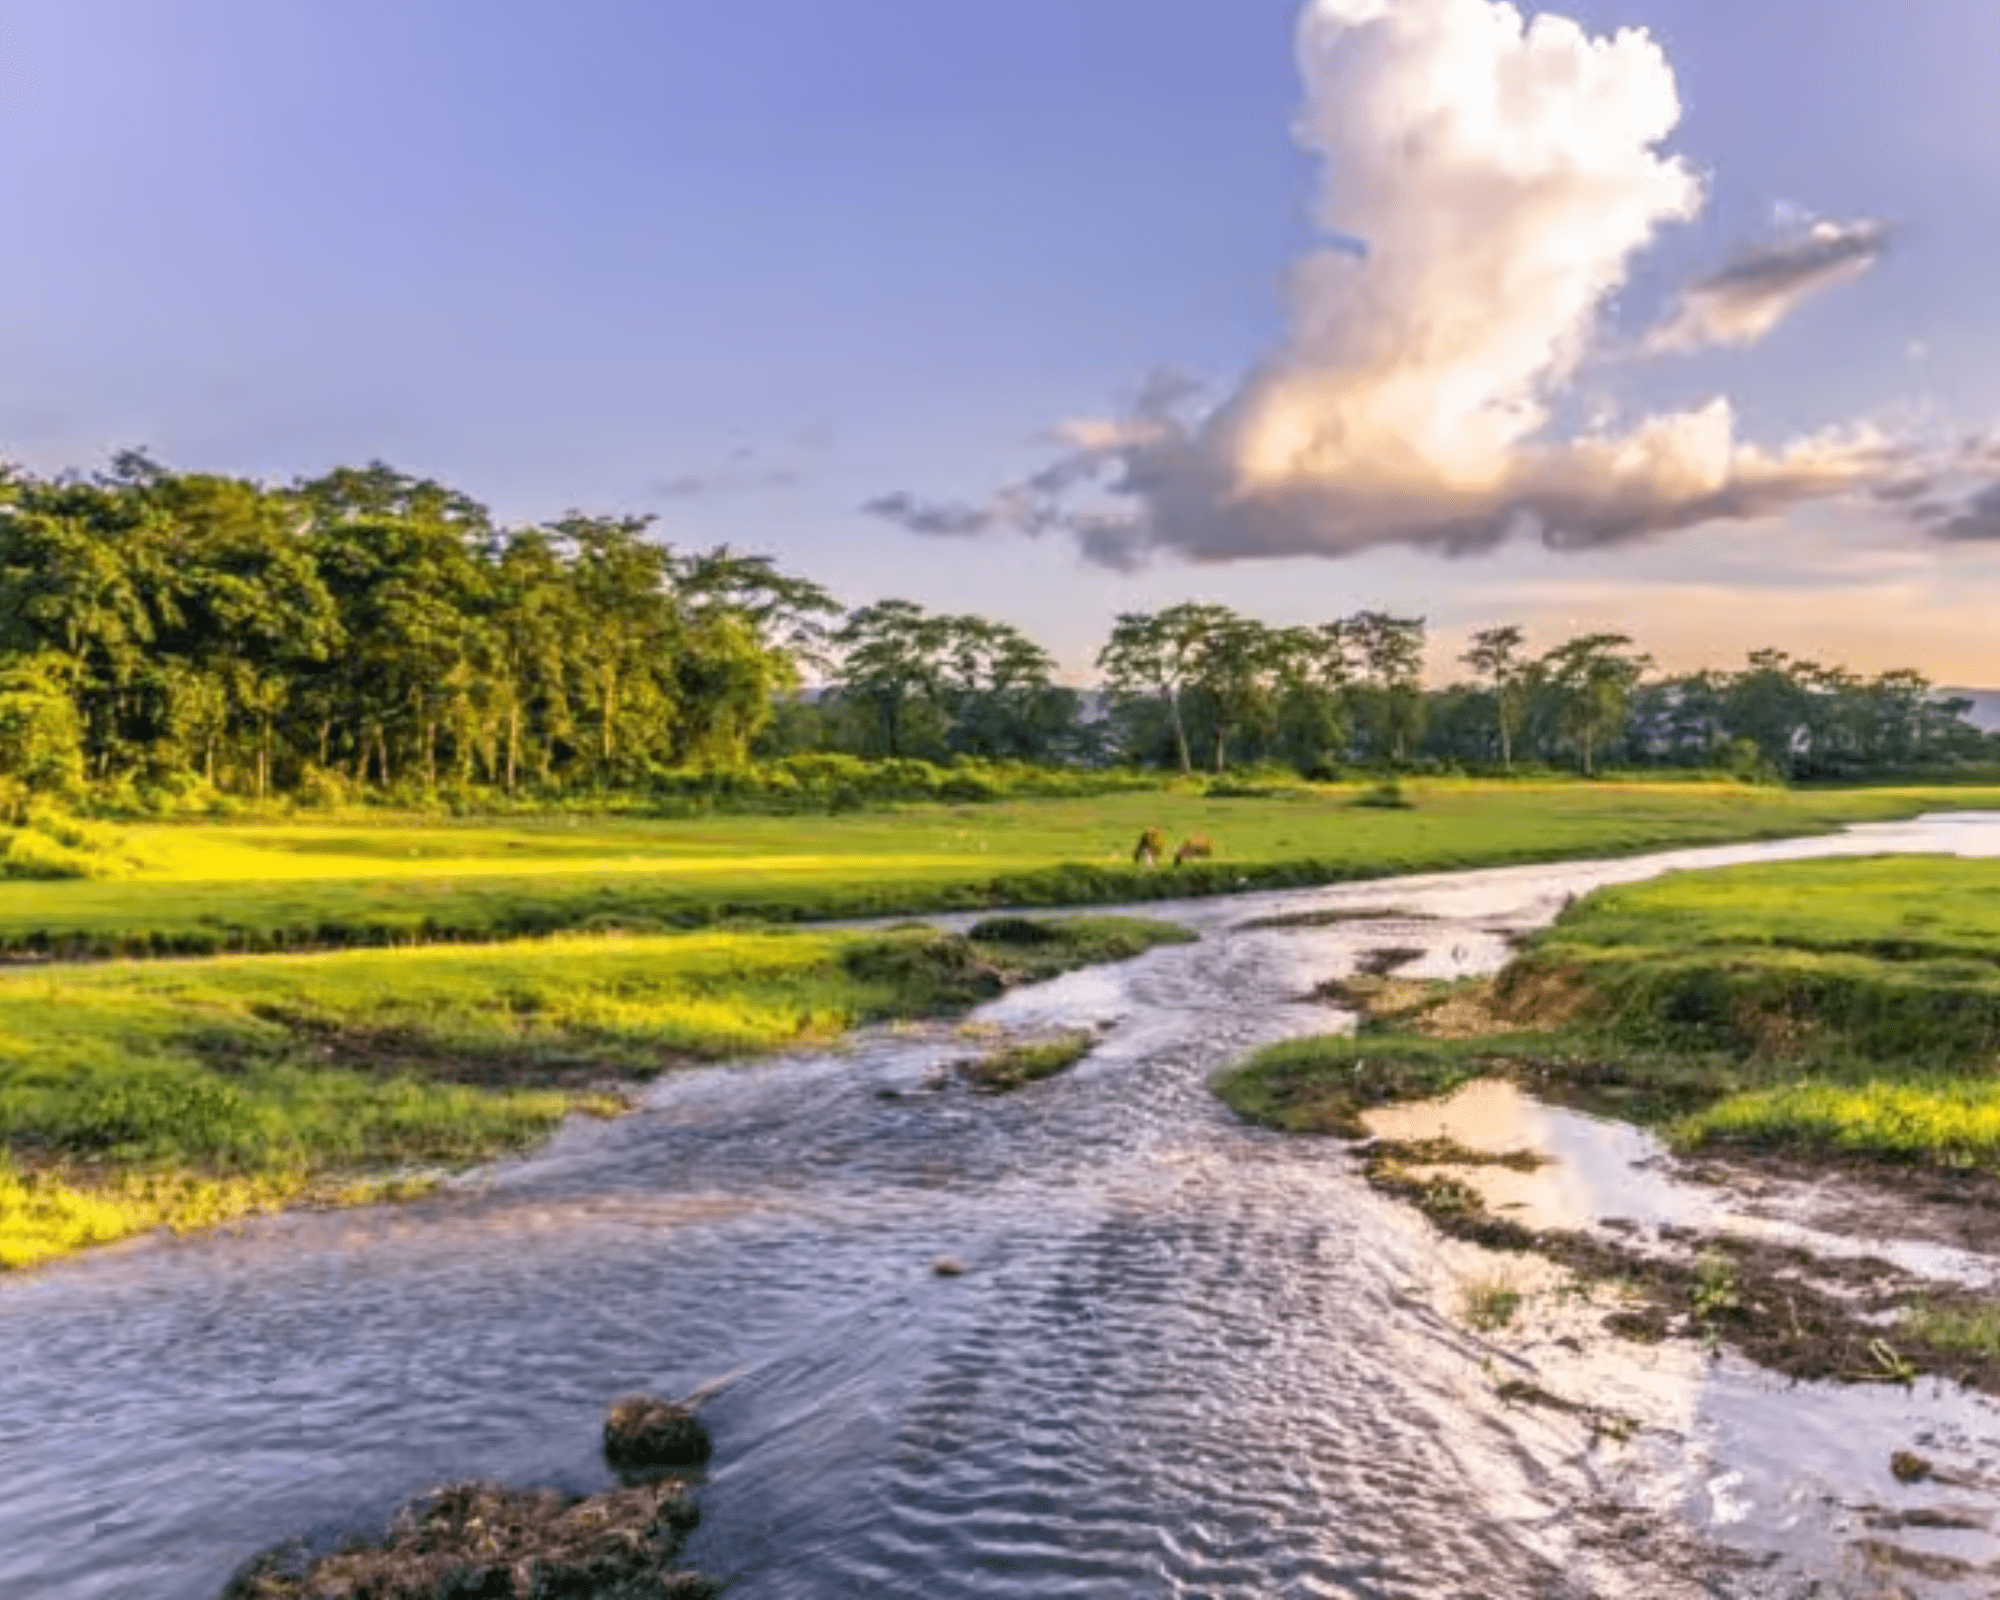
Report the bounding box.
[2,829,97,880]
[1,810,148,879]
[1354,778,1415,810]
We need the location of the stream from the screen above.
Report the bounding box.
[9,814,2000,1598]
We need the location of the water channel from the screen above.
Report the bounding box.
[10,814,2000,1597]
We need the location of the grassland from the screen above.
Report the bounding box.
[1218,853,2000,1172]
[0,915,1191,1270]
[5,780,1996,959]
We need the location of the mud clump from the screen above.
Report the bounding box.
[218,1480,714,1599]
[604,1396,713,1475]
[1892,1451,1935,1484]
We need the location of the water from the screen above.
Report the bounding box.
[10,815,2000,1598]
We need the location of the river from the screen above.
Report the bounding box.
[9,813,2000,1598]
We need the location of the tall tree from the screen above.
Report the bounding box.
[1541,633,1651,777]
[1461,625,1528,772]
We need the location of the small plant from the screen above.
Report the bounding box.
[1865,1339,1918,1387]
[960,1030,1095,1093]
[1419,1174,1484,1217]
[1354,778,1414,810]
[1690,1251,1741,1323]
[1462,1277,1524,1332]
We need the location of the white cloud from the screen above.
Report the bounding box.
[868,0,1911,568]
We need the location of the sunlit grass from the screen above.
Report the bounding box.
[1225,852,2000,1173]
[0,781,1989,958]
[0,916,1190,1269]
[1678,1078,2000,1164]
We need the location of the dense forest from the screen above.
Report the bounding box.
[0,454,1987,812]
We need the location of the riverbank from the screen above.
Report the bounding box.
[7,782,1997,959]
[0,915,1191,1271]
[1216,854,2000,1393]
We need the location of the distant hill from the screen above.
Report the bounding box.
[1940,689,2000,733]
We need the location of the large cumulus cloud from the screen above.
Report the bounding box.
[867,0,1910,568]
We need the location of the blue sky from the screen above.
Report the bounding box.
[3,0,1998,680]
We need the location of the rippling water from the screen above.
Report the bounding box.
[10,815,2000,1598]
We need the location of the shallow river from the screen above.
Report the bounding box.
[10,815,2000,1598]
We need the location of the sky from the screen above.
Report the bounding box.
[3,0,1999,683]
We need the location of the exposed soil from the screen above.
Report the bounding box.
[1360,1144,2000,1396]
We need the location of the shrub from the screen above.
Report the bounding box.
[1354,778,1414,810]
[1,829,96,880]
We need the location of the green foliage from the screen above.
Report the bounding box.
[0,656,83,798]
[0,810,146,879]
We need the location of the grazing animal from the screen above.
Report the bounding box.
[1133,827,1167,868]
[1173,834,1214,867]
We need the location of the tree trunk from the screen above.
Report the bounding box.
[1166,689,1192,775]
[599,667,617,768]
[506,704,520,793]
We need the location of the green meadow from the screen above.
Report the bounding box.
[5,780,1995,958]
[1219,851,2000,1173]
[0,915,1189,1269]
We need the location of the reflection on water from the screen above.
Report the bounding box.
[7,818,2000,1596]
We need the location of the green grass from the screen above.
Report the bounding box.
[1462,1278,1525,1332]
[0,781,1990,958]
[1902,1301,2000,1360]
[960,1030,1097,1093]
[1214,1033,1497,1138]
[0,915,1191,1270]
[1220,853,2000,1174]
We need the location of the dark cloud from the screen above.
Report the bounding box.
[1933,484,2000,543]
[859,492,999,537]
[1647,219,1892,353]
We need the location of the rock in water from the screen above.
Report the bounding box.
[605,1395,714,1473]
[216,1479,714,1598]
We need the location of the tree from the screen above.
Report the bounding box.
[1344,612,1428,764]
[1461,625,1528,771]
[832,600,951,759]
[1097,604,1238,774]
[0,653,84,803]
[1541,633,1651,776]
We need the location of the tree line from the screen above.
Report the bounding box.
[0,455,1985,808]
